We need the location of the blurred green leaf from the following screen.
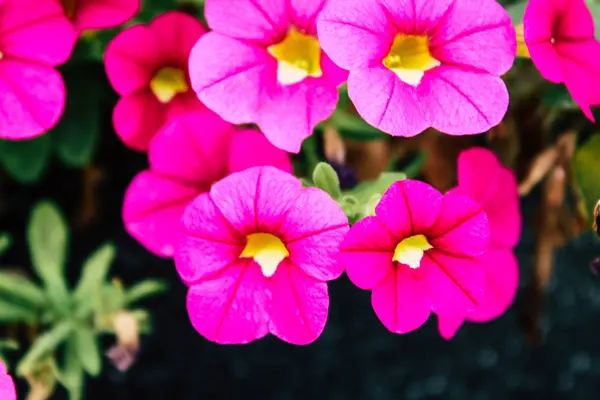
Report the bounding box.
[74,243,115,303]
[0,135,51,184]
[136,0,176,22]
[98,283,127,316]
[574,134,600,220]
[330,110,389,141]
[0,233,10,256]
[541,83,578,109]
[74,328,101,377]
[301,134,320,177]
[312,162,342,199]
[0,339,19,351]
[59,337,84,400]
[0,272,46,308]
[18,321,73,375]
[0,299,37,323]
[403,152,428,179]
[347,172,407,204]
[27,201,70,313]
[505,0,527,24]
[126,280,167,304]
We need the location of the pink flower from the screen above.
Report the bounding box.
[123,111,292,258]
[188,0,347,154]
[175,166,349,344]
[105,11,206,151]
[59,0,140,33]
[317,0,515,137]
[437,148,521,339]
[0,360,16,400]
[523,0,600,121]
[0,0,76,140]
[339,179,490,334]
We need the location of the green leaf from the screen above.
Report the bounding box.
[18,321,73,375]
[0,135,52,184]
[574,134,600,220]
[505,0,527,24]
[125,280,167,304]
[74,243,115,303]
[300,134,320,177]
[53,63,105,168]
[0,271,46,308]
[59,337,84,400]
[330,110,388,141]
[27,201,70,313]
[347,172,407,205]
[312,162,342,199]
[403,152,428,179]
[97,283,126,316]
[541,83,578,110]
[74,328,101,377]
[0,299,37,323]
[0,233,10,256]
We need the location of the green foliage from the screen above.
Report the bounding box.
[0,233,10,256]
[313,162,342,200]
[0,201,165,400]
[0,135,52,184]
[574,134,600,222]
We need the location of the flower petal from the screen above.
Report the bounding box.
[112,90,166,151]
[428,190,489,257]
[186,260,270,344]
[0,361,15,400]
[259,79,338,153]
[422,66,509,135]
[190,32,275,125]
[205,0,288,45]
[0,0,75,65]
[123,171,202,258]
[557,41,600,113]
[149,111,233,186]
[348,67,428,137]
[0,60,65,140]
[149,11,206,66]
[371,267,432,334]
[376,180,443,240]
[436,313,465,340]
[105,25,159,96]
[457,147,503,208]
[269,261,329,344]
[340,216,395,289]
[228,129,292,174]
[289,0,326,35]
[380,0,454,33]
[422,250,485,314]
[72,0,140,31]
[318,0,394,70]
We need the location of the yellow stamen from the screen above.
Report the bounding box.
[268,26,323,85]
[383,34,440,86]
[515,24,531,59]
[240,233,289,278]
[393,234,433,269]
[149,67,189,104]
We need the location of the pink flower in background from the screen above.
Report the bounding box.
[317,0,515,137]
[0,360,16,400]
[59,0,139,33]
[105,11,206,151]
[189,0,347,154]
[437,148,521,339]
[0,0,76,140]
[339,180,490,334]
[524,0,600,121]
[175,166,349,344]
[123,111,292,258]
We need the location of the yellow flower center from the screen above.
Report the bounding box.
[240,233,289,278]
[515,24,531,59]
[61,0,78,19]
[267,26,323,85]
[383,34,440,86]
[392,234,433,269]
[149,67,189,104]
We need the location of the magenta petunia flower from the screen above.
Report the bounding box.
[0,0,76,140]
[317,0,516,137]
[175,166,349,344]
[437,148,521,339]
[105,11,206,151]
[123,111,292,258]
[59,0,139,33]
[523,0,600,121]
[339,179,490,334]
[0,360,16,400]
[188,0,348,154]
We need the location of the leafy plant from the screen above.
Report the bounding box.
[0,201,166,400]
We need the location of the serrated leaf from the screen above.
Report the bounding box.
[0,299,37,323]
[0,271,46,308]
[312,162,342,199]
[0,233,10,256]
[74,328,101,376]
[74,243,115,303]
[18,321,73,375]
[27,201,70,313]
[574,134,600,221]
[0,135,52,184]
[125,280,167,304]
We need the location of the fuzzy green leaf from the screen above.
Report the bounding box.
[0,271,46,308]
[0,300,37,323]
[312,162,342,199]
[18,321,73,375]
[74,328,101,377]
[0,135,51,184]
[74,243,115,303]
[125,280,167,304]
[0,233,10,256]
